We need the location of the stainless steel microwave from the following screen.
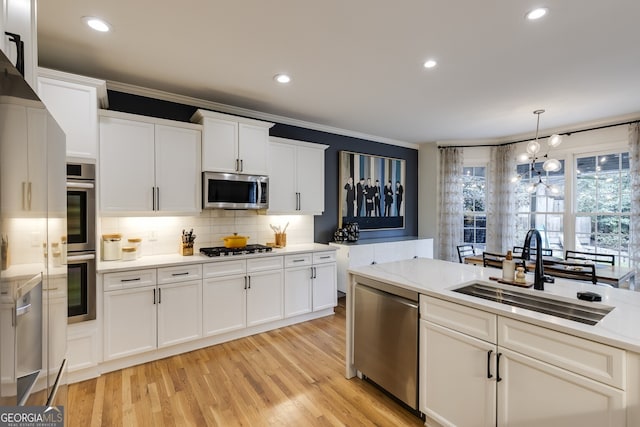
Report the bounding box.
[203,171,269,209]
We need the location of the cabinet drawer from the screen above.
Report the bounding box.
[285,253,312,268]
[157,264,202,284]
[103,269,156,291]
[203,260,246,278]
[422,295,497,343]
[313,251,336,264]
[247,256,283,273]
[498,317,626,389]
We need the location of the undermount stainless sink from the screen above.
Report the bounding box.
[453,282,614,325]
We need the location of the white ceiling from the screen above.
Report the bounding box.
[37,0,640,145]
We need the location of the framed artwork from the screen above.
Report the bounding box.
[339,150,405,230]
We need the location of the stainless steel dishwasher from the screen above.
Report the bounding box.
[353,277,419,410]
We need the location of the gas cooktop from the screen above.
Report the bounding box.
[200,244,273,257]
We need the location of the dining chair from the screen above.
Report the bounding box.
[482,252,505,269]
[456,244,475,263]
[565,250,615,266]
[543,261,597,284]
[513,246,553,259]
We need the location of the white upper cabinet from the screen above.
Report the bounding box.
[191,109,274,175]
[268,137,328,215]
[1,0,38,90]
[99,111,201,214]
[37,68,108,161]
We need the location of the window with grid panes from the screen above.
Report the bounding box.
[463,166,486,251]
[514,160,565,257]
[575,152,631,266]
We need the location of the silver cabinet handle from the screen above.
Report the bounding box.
[236,159,240,172]
[67,253,96,262]
[16,303,31,317]
[66,181,94,189]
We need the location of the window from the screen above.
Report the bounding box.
[575,152,630,266]
[462,166,486,250]
[514,160,565,257]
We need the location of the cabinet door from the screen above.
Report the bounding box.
[267,141,297,212]
[201,117,238,173]
[296,144,325,214]
[497,348,625,427]
[238,123,269,175]
[104,287,157,360]
[37,77,99,159]
[420,320,497,427]
[284,267,313,318]
[99,117,155,212]
[246,270,283,327]
[154,125,201,213]
[157,280,202,348]
[0,104,29,214]
[313,263,337,311]
[202,275,246,336]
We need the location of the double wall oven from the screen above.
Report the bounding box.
[66,163,96,323]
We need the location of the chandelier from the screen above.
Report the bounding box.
[513,109,563,194]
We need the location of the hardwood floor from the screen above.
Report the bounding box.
[68,298,424,426]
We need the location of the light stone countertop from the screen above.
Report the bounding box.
[97,243,337,273]
[348,257,640,353]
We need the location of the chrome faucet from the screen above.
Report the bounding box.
[523,229,545,290]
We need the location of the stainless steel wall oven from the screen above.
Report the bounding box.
[66,163,96,323]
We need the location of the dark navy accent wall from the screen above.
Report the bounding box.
[106,90,418,243]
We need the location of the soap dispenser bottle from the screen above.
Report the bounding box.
[502,250,515,281]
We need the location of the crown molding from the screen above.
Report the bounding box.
[105,80,419,150]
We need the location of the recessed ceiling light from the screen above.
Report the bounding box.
[423,59,437,69]
[274,74,291,84]
[83,16,111,32]
[526,7,548,20]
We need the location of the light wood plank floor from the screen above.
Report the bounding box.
[68,298,424,426]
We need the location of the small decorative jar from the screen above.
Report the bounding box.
[102,234,122,261]
[127,238,142,259]
[122,246,137,261]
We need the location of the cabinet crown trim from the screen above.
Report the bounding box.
[269,136,329,150]
[99,109,203,130]
[38,67,109,108]
[191,109,274,128]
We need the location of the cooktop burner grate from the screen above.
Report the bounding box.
[200,244,273,257]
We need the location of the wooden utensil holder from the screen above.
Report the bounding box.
[180,243,194,256]
[275,233,287,247]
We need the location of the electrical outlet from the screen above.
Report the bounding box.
[31,231,41,247]
[149,230,157,241]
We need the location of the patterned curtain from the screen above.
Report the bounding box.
[628,123,640,279]
[486,144,517,253]
[438,147,464,262]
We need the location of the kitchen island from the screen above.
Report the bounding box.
[346,257,640,426]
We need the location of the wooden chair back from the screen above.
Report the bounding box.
[543,261,597,284]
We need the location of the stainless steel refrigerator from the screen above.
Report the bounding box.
[0,48,68,415]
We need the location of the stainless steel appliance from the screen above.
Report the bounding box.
[203,171,269,210]
[200,244,273,257]
[353,277,419,410]
[0,49,68,410]
[66,163,95,252]
[66,163,96,323]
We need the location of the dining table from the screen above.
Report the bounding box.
[462,254,636,289]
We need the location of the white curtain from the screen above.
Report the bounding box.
[628,123,640,277]
[486,144,517,253]
[438,147,464,262]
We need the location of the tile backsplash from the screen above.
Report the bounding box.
[99,211,314,257]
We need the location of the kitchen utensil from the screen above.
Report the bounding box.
[222,233,249,248]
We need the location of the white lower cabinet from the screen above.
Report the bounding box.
[104,286,157,360]
[103,265,203,360]
[203,274,246,336]
[284,251,337,317]
[203,257,284,335]
[420,296,627,427]
[157,280,202,348]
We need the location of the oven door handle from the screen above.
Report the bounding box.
[66,181,95,189]
[67,253,96,262]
